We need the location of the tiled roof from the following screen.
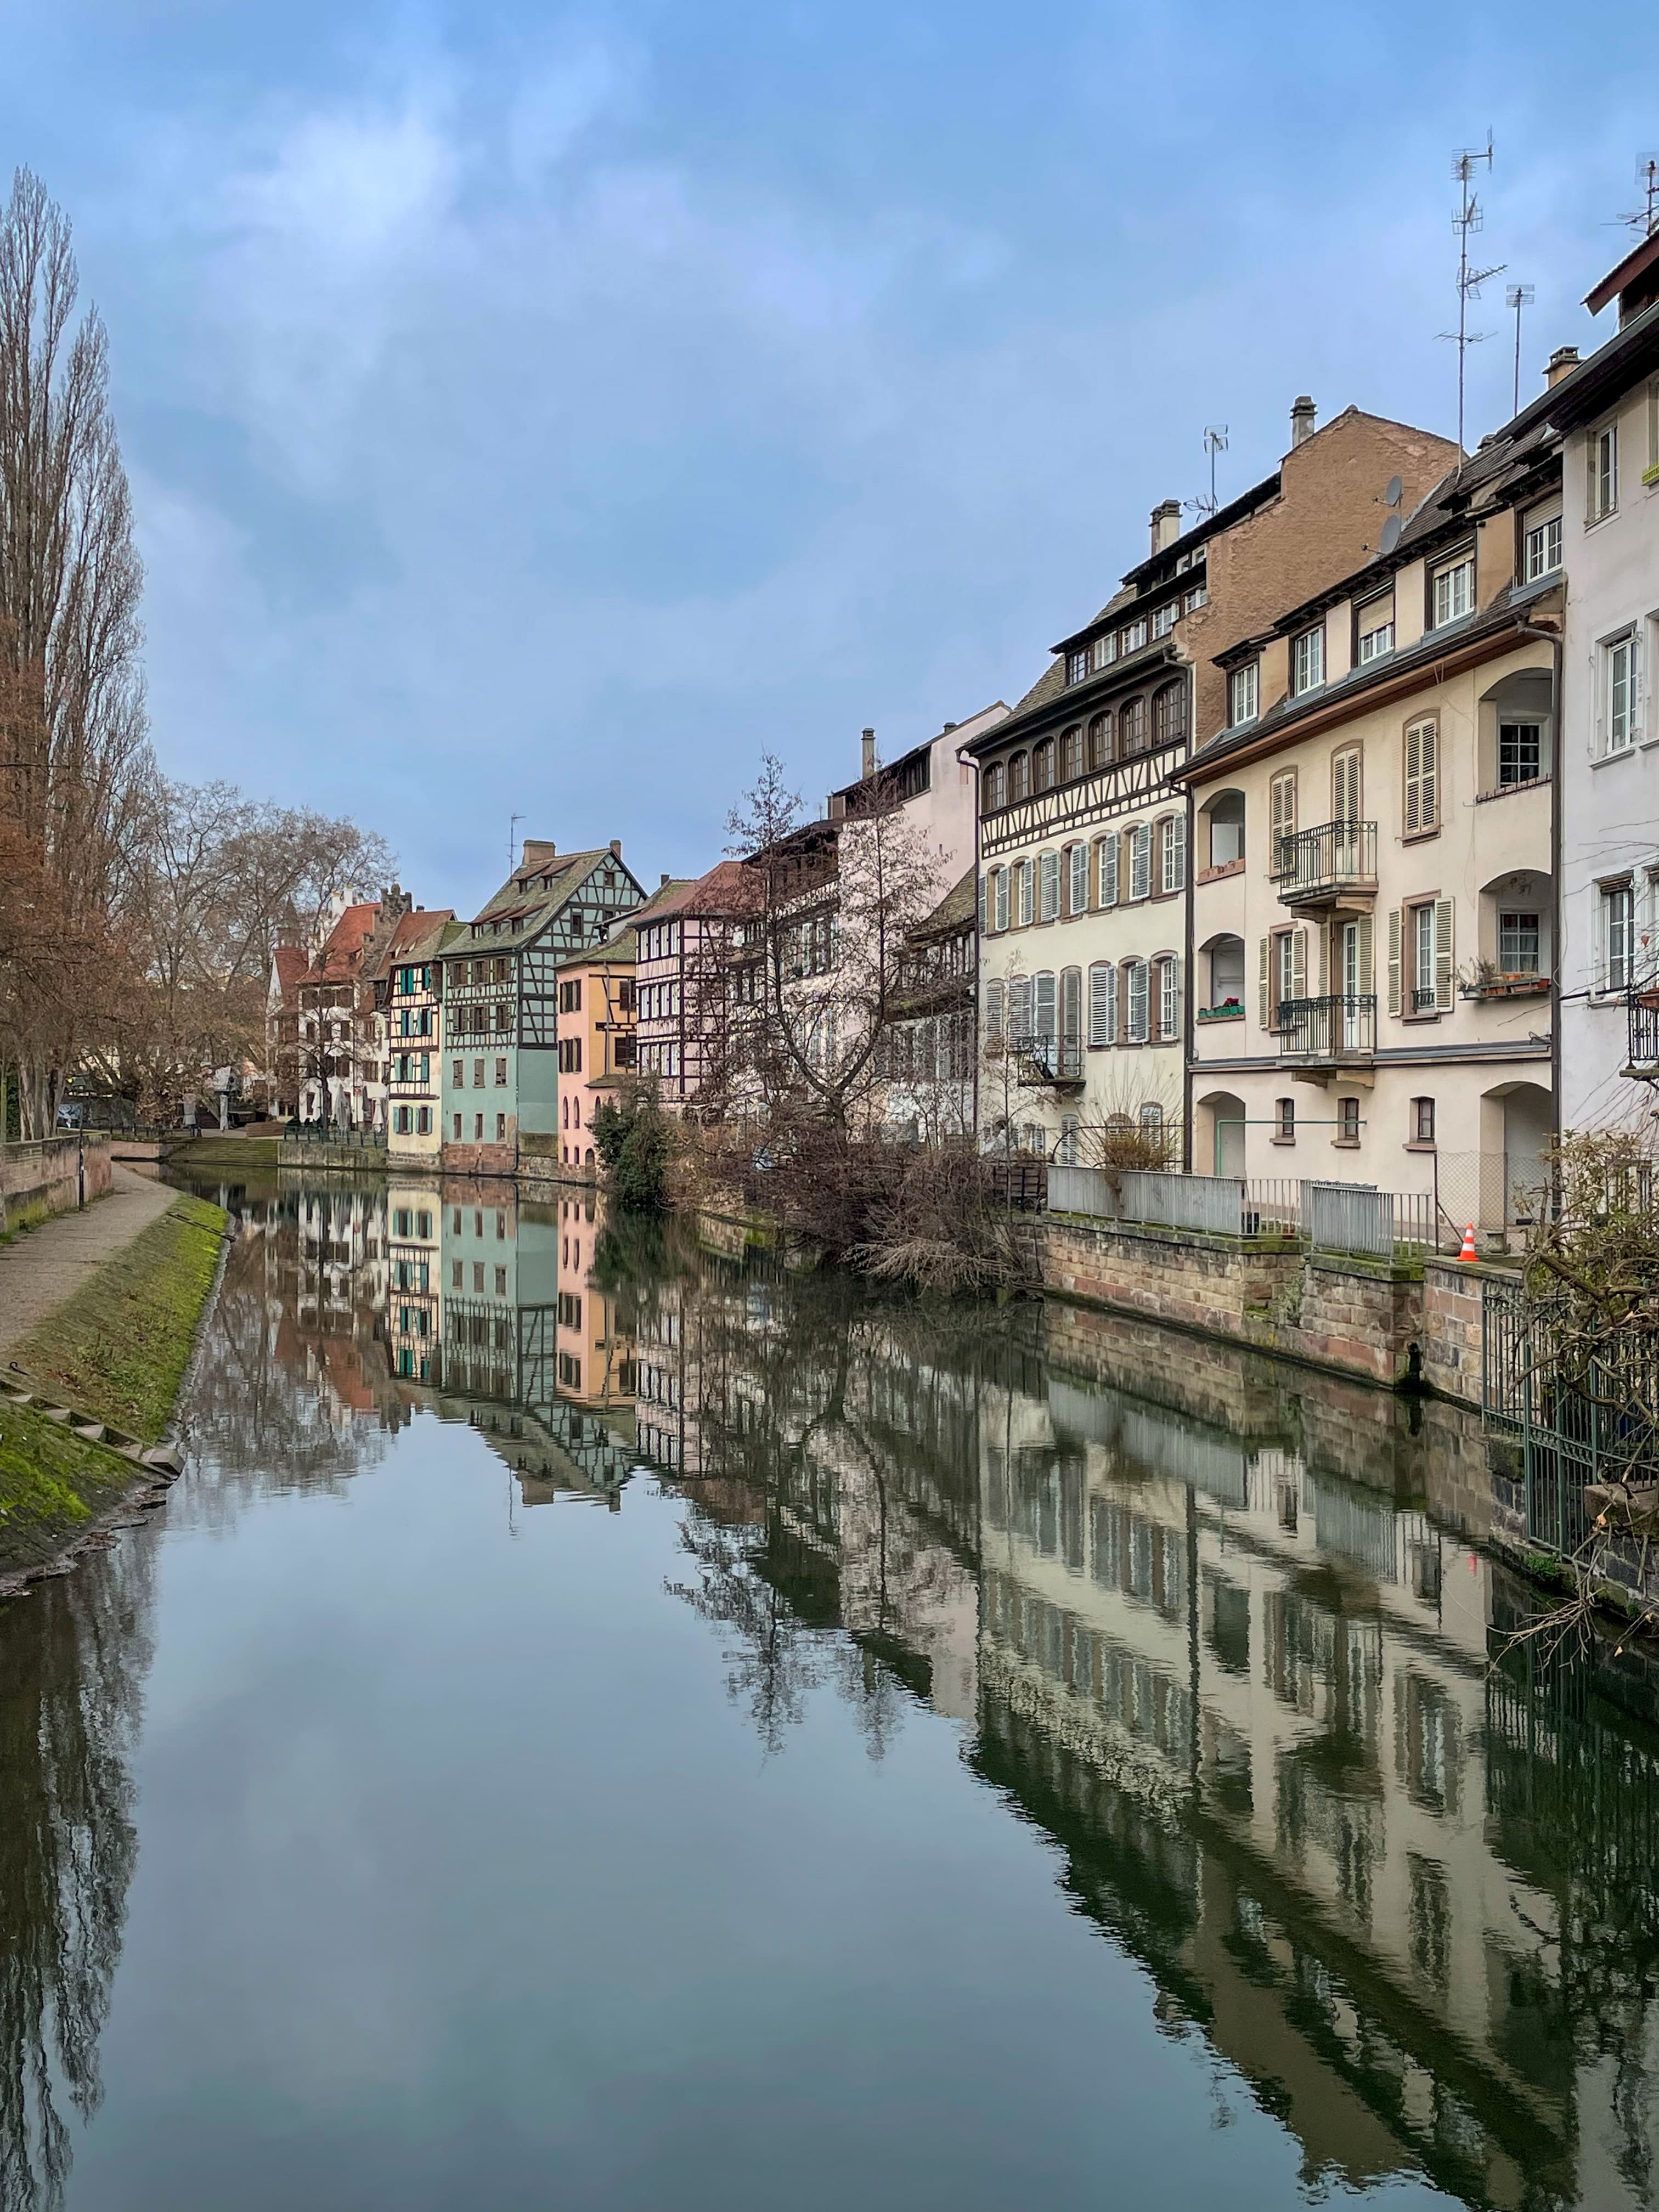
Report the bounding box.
[270,945,308,1000]
[302,902,380,985]
[643,859,760,921]
[470,848,612,928]
[911,865,977,942]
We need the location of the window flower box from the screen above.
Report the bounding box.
[1197,1001,1244,1023]
[1459,972,1552,1001]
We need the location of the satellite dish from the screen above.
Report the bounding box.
[1381,514,1403,555]
[1385,475,1403,509]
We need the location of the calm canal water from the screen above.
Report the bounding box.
[2,1169,1657,2210]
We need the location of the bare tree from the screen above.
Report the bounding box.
[0,170,151,1136]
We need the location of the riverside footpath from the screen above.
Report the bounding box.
[0,1161,176,1363]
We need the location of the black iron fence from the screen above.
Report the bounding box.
[1010,1034,1084,1086]
[1630,990,1659,1069]
[1274,819,1378,899]
[1276,993,1377,1059]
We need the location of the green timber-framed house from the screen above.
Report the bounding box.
[441,838,645,1175]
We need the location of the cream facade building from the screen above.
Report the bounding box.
[1183,426,1564,1237]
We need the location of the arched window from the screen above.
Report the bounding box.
[1060,725,1085,782]
[982,761,1006,814]
[1139,1102,1167,1161]
[1033,737,1056,792]
[1088,962,1117,1046]
[1009,751,1030,800]
[1153,679,1189,750]
[1088,712,1113,769]
[1120,697,1148,756]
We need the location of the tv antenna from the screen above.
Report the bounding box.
[1505,284,1533,416]
[509,812,523,871]
[1438,136,1505,454]
[1616,155,1659,240]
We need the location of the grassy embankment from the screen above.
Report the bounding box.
[0,1193,226,1576]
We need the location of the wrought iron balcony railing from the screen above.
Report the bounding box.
[1011,1033,1085,1087]
[1274,819,1378,904]
[1275,994,1376,1059]
[1630,989,1659,1070]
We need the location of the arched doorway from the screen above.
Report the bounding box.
[1197,1089,1247,1178]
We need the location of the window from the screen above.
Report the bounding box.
[1498,912,1539,974]
[1069,842,1090,916]
[1336,1097,1361,1144]
[474,1114,484,1141]
[1524,505,1562,579]
[1431,552,1474,627]
[1125,960,1149,1042]
[1159,812,1187,894]
[1061,967,1082,1054]
[1128,823,1152,901]
[1018,859,1035,927]
[1122,616,1148,654]
[1498,720,1542,786]
[1039,850,1060,922]
[1228,662,1260,726]
[1275,1098,1295,1142]
[1206,791,1245,869]
[1093,633,1118,672]
[1356,591,1395,662]
[985,979,1005,1041]
[452,1059,463,1087]
[1061,725,1084,781]
[1291,625,1324,695]
[1403,717,1438,833]
[1268,771,1297,876]
[1184,583,1207,612]
[417,1107,431,1135]
[1034,738,1056,792]
[1152,601,1176,639]
[1604,633,1639,753]
[1120,697,1148,755]
[1602,882,1635,991]
[1009,752,1030,800]
[1067,647,1090,684]
[494,1056,508,1085]
[1405,900,1447,1014]
[1156,957,1180,1040]
[1412,1097,1436,1146]
[453,1113,462,1139]
[1589,419,1618,522]
[1152,679,1188,749]
[994,867,1010,932]
[1088,712,1112,768]
[1276,929,1300,1014]
[1088,962,1116,1046]
[1096,832,1119,908]
[473,1058,485,1087]
[982,761,1006,814]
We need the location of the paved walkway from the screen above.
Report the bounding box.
[0,1164,178,1367]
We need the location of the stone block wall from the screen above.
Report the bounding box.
[0,1137,111,1230]
[1420,1257,1510,1408]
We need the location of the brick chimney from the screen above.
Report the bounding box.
[610,838,623,858]
[520,839,557,865]
[1150,500,1182,555]
[1545,345,1581,389]
[1290,394,1317,447]
[861,727,876,778]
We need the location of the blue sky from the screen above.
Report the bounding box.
[5,1,1656,915]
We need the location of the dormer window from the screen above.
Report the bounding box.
[1009,751,1030,801]
[1066,648,1090,685]
[1291,624,1325,695]
[1430,550,1474,628]
[1152,602,1176,639]
[1228,662,1259,727]
[1032,738,1055,792]
[981,761,1006,814]
[1183,584,1207,612]
[1524,502,1562,580]
[1122,617,1148,654]
[1356,589,1395,663]
[1092,633,1118,672]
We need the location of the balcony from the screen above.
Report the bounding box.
[1276,994,1376,1063]
[1011,1034,1085,1090]
[1274,820,1378,907]
[1630,990,1659,1074]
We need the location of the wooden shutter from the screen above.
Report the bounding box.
[1128,961,1149,1041]
[1062,968,1082,1044]
[1387,907,1402,1016]
[1357,913,1374,996]
[995,868,1009,932]
[1098,833,1119,907]
[1130,825,1151,900]
[1332,746,1362,822]
[1009,975,1031,1038]
[1040,851,1060,921]
[985,980,1004,1041]
[1290,928,1307,1000]
[1434,898,1454,1010]
[1089,962,1116,1046]
[1269,772,1297,875]
[1035,970,1058,1043]
[1163,812,1187,893]
[1069,843,1089,916]
[1259,936,1271,1028]
[1404,717,1438,833]
[978,873,989,933]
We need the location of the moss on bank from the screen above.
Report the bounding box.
[10,1193,226,1443]
[0,1403,143,1576]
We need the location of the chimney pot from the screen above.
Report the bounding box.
[861,727,876,779]
[1545,345,1581,390]
[520,839,557,865]
[609,838,622,858]
[1290,395,1317,447]
[1150,499,1182,555]
[660,872,670,889]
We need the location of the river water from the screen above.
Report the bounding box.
[2,1169,1658,2210]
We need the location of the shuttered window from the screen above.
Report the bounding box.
[1034,970,1058,1045]
[1387,907,1402,1017]
[1097,833,1119,907]
[994,868,1009,932]
[978,873,989,933]
[1061,968,1082,1046]
[985,980,1005,1041]
[1018,860,1035,927]
[1269,772,1297,877]
[1128,824,1152,901]
[1039,851,1060,921]
[1160,812,1187,894]
[1157,958,1180,1040]
[1404,718,1438,834]
[1069,842,1090,916]
[1126,961,1150,1042]
[1088,962,1117,1046]
[1008,975,1032,1040]
[1435,897,1454,1011]
[1332,747,1363,822]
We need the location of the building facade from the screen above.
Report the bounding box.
[967,403,1458,1163]
[370,907,453,1163]
[440,839,644,1177]
[634,863,753,1111]
[1183,424,1564,1236]
[296,895,411,1128]
[555,928,640,1173]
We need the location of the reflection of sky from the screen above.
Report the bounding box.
[3,3,1655,911]
[67,1428,1447,2210]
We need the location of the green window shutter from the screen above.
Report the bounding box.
[1435,898,1455,1010]
[1387,907,1402,1017]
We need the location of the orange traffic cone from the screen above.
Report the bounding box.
[1457,1222,1477,1262]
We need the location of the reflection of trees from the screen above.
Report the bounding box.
[0,1542,153,2211]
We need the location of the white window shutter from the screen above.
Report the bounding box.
[1062,968,1081,1043]
[1009,974,1031,1039]
[1099,833,1119,907]
[1035,970,1057,1043]
[1089,962,1115,1046]
[1357,914,1374,996]
[1435,898,1455,1010]
[1290,928,1307,1000]
[986,980,1004,1041]
[1388,907,1402,1016]
[978,873,989,933]
[1259,936,1271,1028]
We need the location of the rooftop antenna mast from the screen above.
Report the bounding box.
[1442,135,1505,454]
[1615,154,1659,239]
[1203,425,1227,517]
[509,812,523,872]
[1505,283,1533,416]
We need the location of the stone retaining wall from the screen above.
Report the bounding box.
[0,1138,111,1231]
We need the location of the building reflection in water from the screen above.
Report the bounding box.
[9,1166,1659,2211]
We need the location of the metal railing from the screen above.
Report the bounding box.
[1630,989,1659,1068]
[1242,1177,1300,1237]
[1301,1179,1430,1259]
[1010,1033,1084,1086]
[1277,993,1376,1058]
[1274,819,1378,900]
[281,1119,388,1150]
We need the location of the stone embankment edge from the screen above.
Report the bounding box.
[0,1203,235,1602]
